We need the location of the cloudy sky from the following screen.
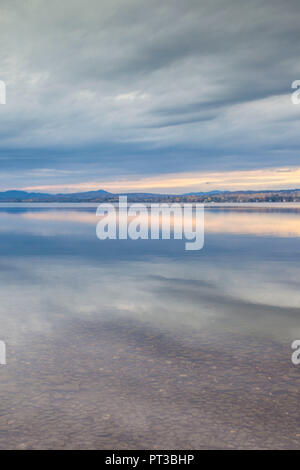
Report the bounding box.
[0,0,300,193]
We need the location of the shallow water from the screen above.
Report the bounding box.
[0,205,299,449]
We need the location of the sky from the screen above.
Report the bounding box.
[0,0,300,194]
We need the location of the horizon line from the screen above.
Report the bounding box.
[1,187,300,196]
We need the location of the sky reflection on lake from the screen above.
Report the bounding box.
[0,206,299,449]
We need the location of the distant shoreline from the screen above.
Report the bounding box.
[0,189,300,205]
[0,202,300,209]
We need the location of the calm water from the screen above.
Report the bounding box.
[0,205,300,449]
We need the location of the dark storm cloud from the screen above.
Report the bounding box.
[0,0,300,188]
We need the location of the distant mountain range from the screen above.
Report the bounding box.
[0,189,162,201]
[0,189,169,202]
[0,189,113,200]
[0,188,299,202]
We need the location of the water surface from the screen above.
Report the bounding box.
[0,205,299,449]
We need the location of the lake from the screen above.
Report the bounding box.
[0,205,299,449]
